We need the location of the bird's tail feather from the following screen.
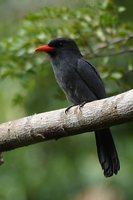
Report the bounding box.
[95,128,120,177]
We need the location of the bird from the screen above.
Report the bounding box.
[35,37,120,177]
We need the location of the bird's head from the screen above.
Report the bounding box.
[35,38,81,57]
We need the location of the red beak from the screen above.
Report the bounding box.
[35,44,54,53]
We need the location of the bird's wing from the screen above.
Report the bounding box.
[76,58,106,99]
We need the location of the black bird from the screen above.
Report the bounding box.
[35,38,120,177]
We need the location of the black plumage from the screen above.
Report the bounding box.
[36,38,120,177]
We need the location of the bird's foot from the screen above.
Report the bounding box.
[65,102,87,114]
[65,105,75,114]
[78,101,87,111]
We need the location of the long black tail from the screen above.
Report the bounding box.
[95,128,120,177]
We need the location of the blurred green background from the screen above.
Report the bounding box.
[0,0,133,199]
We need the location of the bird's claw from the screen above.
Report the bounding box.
[65,102,87,114]
[65,105,75,114]
[78,101,87,111]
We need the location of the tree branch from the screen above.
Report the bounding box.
[89,48,133,59]
[94,33,133,51]
[0,89,132,152]
[86,33,133,58]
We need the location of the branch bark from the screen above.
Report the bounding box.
[0,89,133,152]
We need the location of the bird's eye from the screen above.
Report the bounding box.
[59,42,63,47]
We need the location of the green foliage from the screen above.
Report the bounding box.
[0,1,133,104]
